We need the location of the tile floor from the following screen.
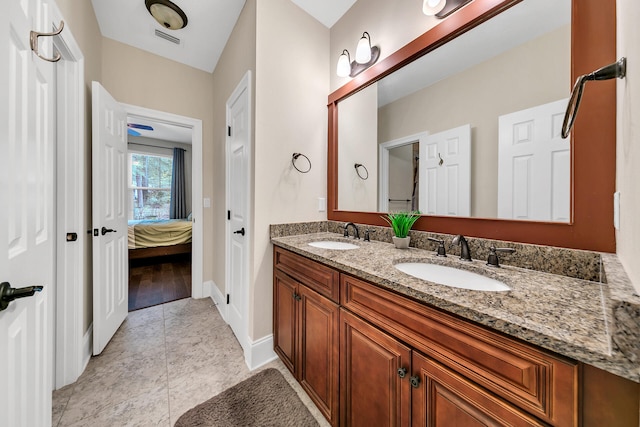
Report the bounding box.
[52,298,330,426]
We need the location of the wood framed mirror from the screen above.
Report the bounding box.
[327,0,616,252]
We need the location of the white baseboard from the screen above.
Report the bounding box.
[245,334,277,371]
[82,324,93,372]
[208,280,227,322]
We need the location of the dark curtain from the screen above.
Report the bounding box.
[170,148,188,219]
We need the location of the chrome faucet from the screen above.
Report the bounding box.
[344,222,360,239]
[452,235,472,261]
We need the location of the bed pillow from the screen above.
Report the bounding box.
[187,212,192,221]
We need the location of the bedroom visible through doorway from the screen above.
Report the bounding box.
[126,117,194,311]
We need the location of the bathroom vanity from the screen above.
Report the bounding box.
[272,230,639,427]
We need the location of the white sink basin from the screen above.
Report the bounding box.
[394,262,510,292]
[308,241,359,250]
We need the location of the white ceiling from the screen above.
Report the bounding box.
[91,0,246,73]
[92,0,354,143]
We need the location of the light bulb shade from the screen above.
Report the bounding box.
[423,0,447,15]
[355,32,372,64]
[145,0,188,30]
[337,50,351,77]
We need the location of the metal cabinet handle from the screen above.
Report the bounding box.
[0,282,44,311]
[233,227,245,236]
[101,227,116,235]
[409,375,421,388]
[398,367,407,378]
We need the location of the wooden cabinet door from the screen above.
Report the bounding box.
[299,285,340,426]
[411,352,546,427]
[273,270,298,374]
[340,309,412,427]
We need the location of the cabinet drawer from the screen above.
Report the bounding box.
[274,247,339,303]
[341,274,578,427]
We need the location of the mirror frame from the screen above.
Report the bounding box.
[327,0,616,252]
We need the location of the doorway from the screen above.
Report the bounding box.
[123,104,204,305]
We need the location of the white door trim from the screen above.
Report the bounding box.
[225,70,252,352]
[50,1,86,389]
[122,104,204,298]
[378,132,428,212]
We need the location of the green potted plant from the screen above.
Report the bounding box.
[382,211,421,249]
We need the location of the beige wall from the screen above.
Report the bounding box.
[210,0,257,297]
[378,26,569,217]
[338,83,378,212]
[55,0,102,333]
[616,0,640,294]
[100,39,215,285]
[252,0,329,339]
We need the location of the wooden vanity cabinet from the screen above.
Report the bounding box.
[273,247,340,426]
[340,273,579,427]
[340,309,411,427]
[273,247,638,426]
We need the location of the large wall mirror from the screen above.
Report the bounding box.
[328,0,616,252]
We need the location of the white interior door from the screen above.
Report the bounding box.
[226,72,251,349]
[92,81,128,355]
[0,1,56,425]
[419,124,471,216]
[497,99,569,221]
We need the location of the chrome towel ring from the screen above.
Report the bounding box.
[292,153,311,173]
[354,163,369,180]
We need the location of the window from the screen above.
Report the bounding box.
[129,153,173,220]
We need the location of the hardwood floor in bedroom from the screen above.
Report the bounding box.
[128,253,192,311]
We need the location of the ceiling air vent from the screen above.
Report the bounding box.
[154,29,181,45]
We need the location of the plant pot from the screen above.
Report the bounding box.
[392,236,410,249]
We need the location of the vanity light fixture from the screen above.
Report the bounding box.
[423,0,473,19]
[336,50,352,78]
[336,32,380,78]
[355,32,373,64]
[145,0,188,30]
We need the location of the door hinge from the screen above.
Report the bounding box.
[227,210,231,220]
[226,294,230,304]
[227,126,231,137]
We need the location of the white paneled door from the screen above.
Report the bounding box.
[497,99,570,221]
[92,81,129,355]
[226,72,251,351]
[0,0,56,425]
[419,124,471,216]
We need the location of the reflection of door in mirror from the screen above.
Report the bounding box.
[498,98,570,222]
[336,0,571,220]
[419,125,471,217]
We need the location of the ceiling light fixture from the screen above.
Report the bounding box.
[336,32,380,78]
[423,0,473,19]
[145,0,188,30]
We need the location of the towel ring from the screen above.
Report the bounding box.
[561,57,626,139]
[30,20,64,63]
[292,153,311,173]
[354,163,369,180]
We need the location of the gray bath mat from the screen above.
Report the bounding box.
[174,368,320,426]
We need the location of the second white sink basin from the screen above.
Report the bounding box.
[308,241,359,250]
[394,262,510,292]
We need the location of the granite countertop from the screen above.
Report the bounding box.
[271,232,639,382]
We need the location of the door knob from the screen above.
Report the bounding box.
[0,282,44,311]
[101,227,116,235]
[233,227,245,236]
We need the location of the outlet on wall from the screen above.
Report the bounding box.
[318,197,326,212]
